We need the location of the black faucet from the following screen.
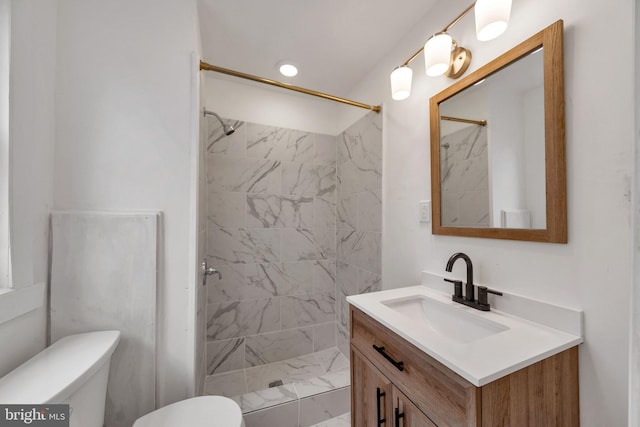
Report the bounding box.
[445,252,475,302]
[444,252,502,311]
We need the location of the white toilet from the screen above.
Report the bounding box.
[0,330,121,427]
[133,395,245,427]
[0,329,244,427]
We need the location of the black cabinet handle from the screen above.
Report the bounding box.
[395,407,405,427]
[373,345,405,371]
[376,387,386,426]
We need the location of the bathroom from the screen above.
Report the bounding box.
[0,0,638,426]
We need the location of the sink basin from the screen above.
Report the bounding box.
[347,284,583,386]
[381,295,509,344]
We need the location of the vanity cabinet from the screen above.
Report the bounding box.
[351,347,393,426]
[351,347,436,427]
[349,306,579,427]
[392,386,437,427]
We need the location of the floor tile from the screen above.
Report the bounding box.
[293,370,350,399]
[245,354,324,392]
[236,384,299,414]
[243,400,299,427]
[309,412,351,427]
[315,347,350,373]
[207,347,353,424]
[299,387,351,426]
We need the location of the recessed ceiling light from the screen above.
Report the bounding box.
[278,62,298,77]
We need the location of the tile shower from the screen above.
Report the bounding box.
[440,125,489,227]
[203,111,382,426]
[335,113,383,355]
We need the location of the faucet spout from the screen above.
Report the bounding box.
[445,252,474,302]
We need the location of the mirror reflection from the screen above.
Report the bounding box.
[431,20,566,243]
[439,48,545,229]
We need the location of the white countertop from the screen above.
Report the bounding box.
[347,285,583,386]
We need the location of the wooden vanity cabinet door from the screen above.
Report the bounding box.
[392,385,437,427]
[351,306,480,426]
[351,347,393,427]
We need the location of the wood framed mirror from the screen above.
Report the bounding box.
[430,20,566,243]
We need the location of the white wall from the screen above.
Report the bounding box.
[9,0,56,291]
[54,0,200,406]
[0,0,56,377]
[345,0,634,424]
[204,75,351,136]
[631,0,639,424]
[0,0,9,288]
[523,86,546,228]
[488,87,525,224]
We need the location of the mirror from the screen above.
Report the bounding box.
[430,20,566,243]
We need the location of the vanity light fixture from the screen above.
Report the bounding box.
[389,0,512,101]
[475,0,512,41]
[424,33,454,77]
[390,66,413,100]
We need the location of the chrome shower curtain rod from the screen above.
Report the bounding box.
[200,61,381,113]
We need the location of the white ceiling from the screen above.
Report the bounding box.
[198,0,439,98]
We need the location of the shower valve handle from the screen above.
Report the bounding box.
[201,259,222,285]
[205,267,221,278]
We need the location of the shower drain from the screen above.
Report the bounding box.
[268,380,284,388]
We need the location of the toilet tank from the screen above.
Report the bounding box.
[0,330,120,427]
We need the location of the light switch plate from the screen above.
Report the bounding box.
[419,200,431,223]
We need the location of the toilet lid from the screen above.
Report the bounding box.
[133,396,243,427]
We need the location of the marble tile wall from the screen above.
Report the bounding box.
[205,116,338,378]
[196,104,208,395]
[440,125,490,227]
[335,112,383,356]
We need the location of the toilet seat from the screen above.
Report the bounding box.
[133,396,244,427]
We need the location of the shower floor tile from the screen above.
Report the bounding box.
[309,412,351,427]
[239,383,299,413]
[314,348,350,373]
[205,346,351,420]
[245,353,325,392]
[293,369,350,399]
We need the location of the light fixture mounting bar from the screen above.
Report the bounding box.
[400,1,476,67]
[443,3,475,32]
[402,47,424,67]
[200,61,381,113]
